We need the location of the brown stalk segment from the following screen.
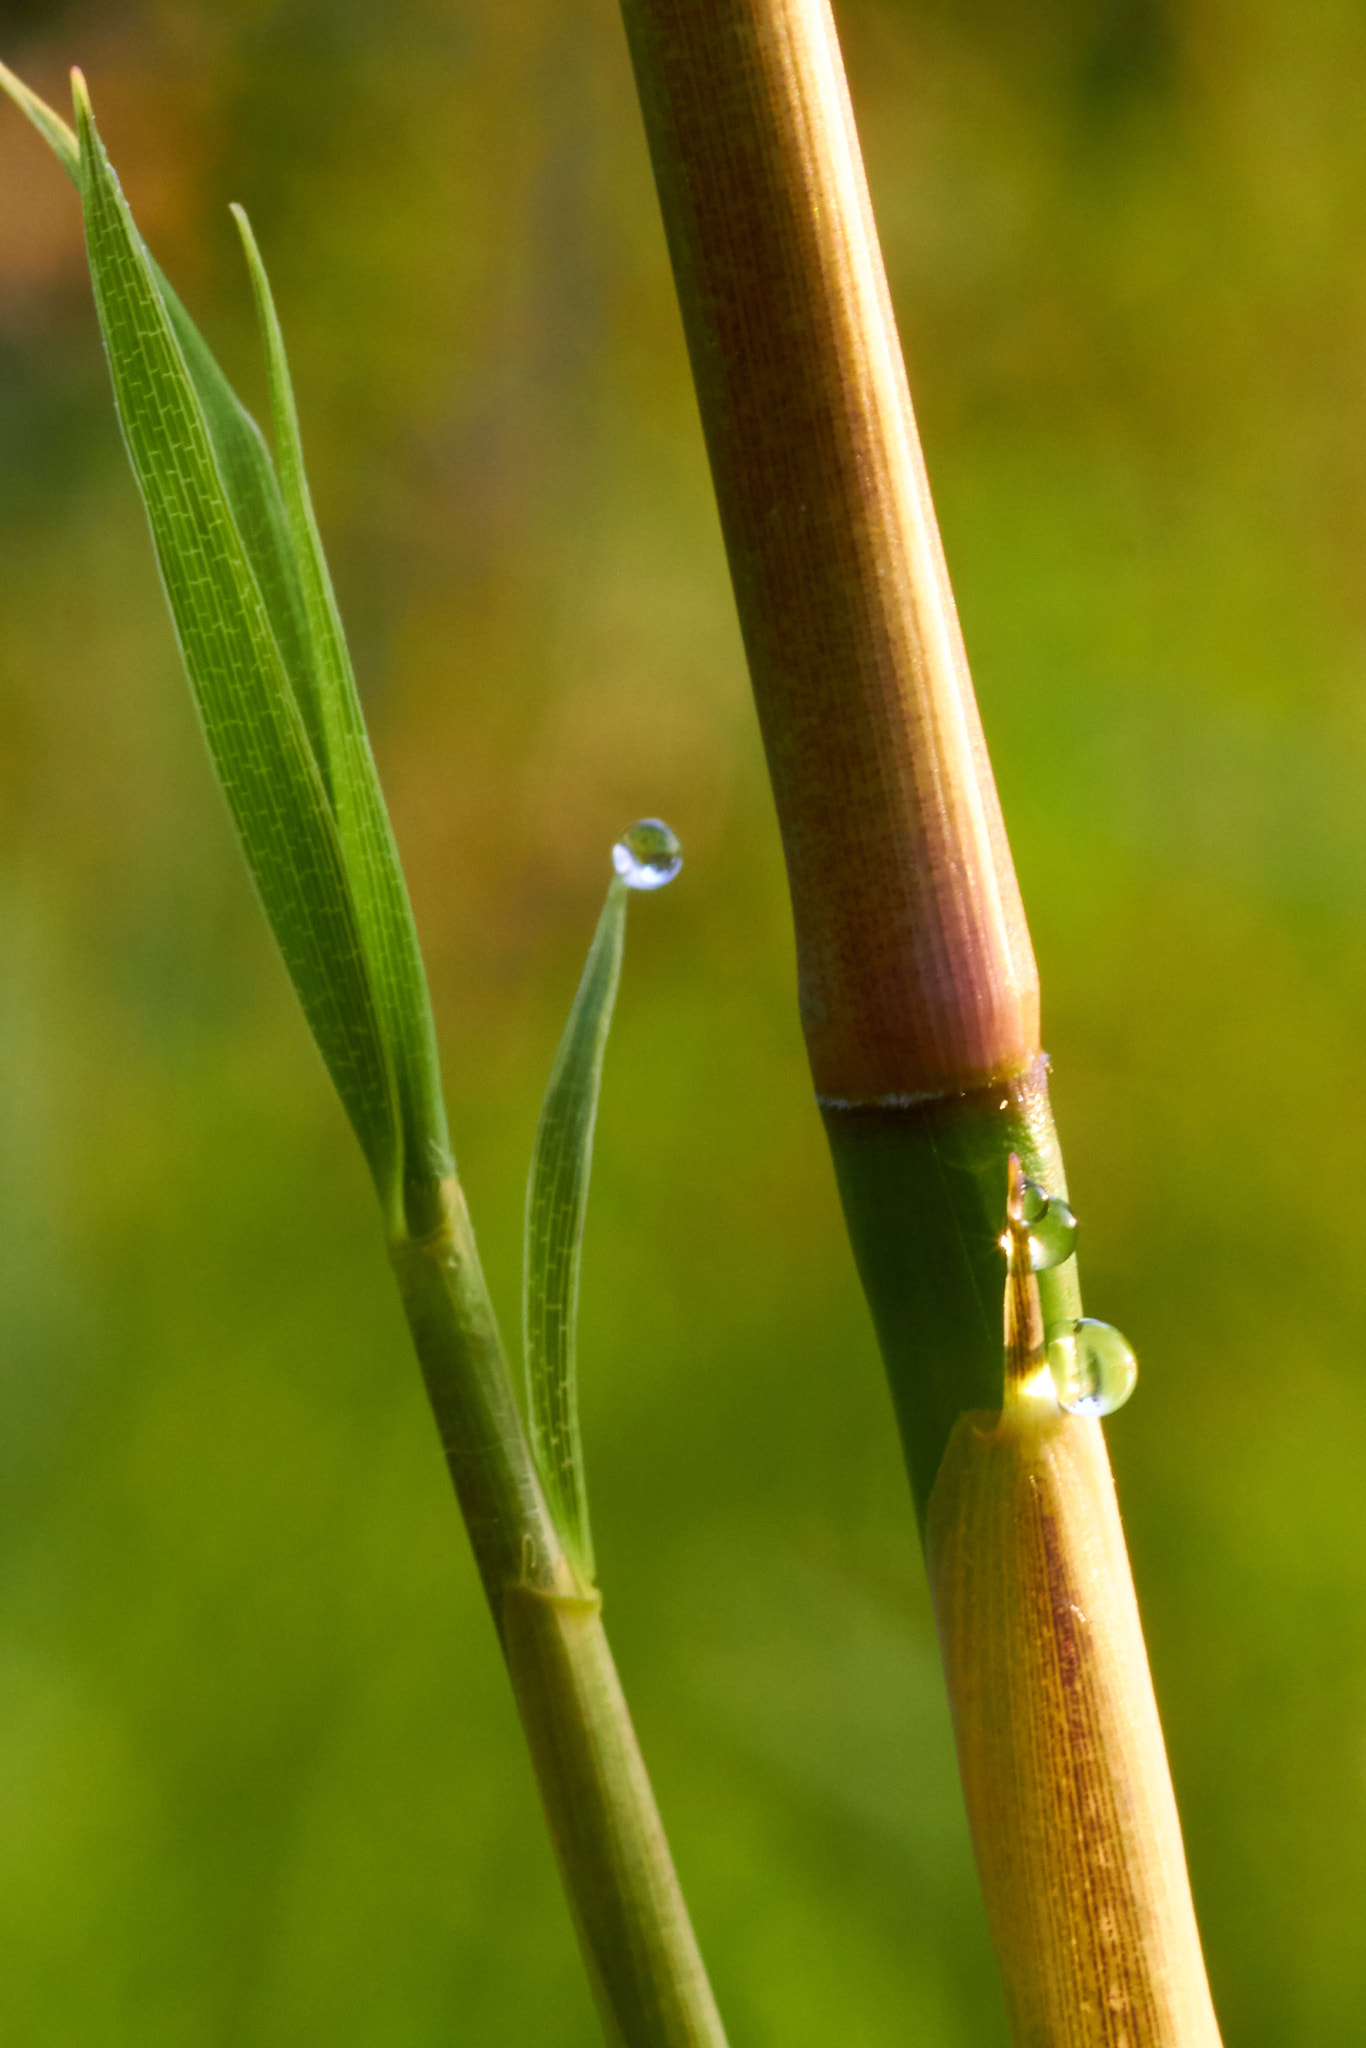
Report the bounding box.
[922,1172,1222,2045]
[930,1416,1221,2045]
[928,1411,1223,2042]
[618,0,1037,1102]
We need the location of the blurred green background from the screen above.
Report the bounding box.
[2,0,1364,2040]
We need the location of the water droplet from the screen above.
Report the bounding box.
[1046,1318,1138,1418]
[1016,1176,1078,1271]
[1017,1176,1049,1225]
[612,817,682,891]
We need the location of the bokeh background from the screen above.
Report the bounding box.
[2,0,1364,2040]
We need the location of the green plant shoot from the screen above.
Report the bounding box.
[1,66,727,2041]
[0,62,452,1237]
[524,819,683,1587]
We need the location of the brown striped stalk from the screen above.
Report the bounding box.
[615,0,1223,2037]
[926,1160,1221,2043]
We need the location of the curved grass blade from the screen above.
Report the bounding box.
[5,63,444,1218]
[232,208,452,1225]
[0,66,331,790]
[72,76,401,1212]
[524,877,629,1585]
[0,57,78,174]
[162,292,329,784]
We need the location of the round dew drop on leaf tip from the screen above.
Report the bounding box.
[612,817,682,891]
[1046,1318,1138,1418]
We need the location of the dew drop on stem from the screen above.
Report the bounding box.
[1047,1318,1138,1417]
[1016,1175,1079,1272]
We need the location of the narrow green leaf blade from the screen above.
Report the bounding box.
[162,287,330,786]
[232,205,453,1222]
[523,878,629,1585]
[73,78,401,1209]
[0,65,330,785]
[0,59,79,179]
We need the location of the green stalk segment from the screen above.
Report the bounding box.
[394,1178,721,2048]
[389,1179,564,1604]
[505,1586,728,2048]
[394,1177,728,2048]
[820,1057,1080,1524]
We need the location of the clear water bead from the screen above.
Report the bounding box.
[1017,1176,1048,1225]
[1017,1176,1078,1272]
[1046,1318,1138,1418]
[612,818,682,891]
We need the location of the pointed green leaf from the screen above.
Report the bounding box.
[72,78,402,1212]
[7,64,447,1221]
[0,67,329,789]
[523,877,629,1585]
[231,207,452,1224]
[0,58,79,178]
[162,287,330,785]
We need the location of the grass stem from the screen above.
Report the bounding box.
[391,1177,727,2047]
[618,0,1037,1103]
[617,0,1223,2035]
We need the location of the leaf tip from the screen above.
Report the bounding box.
[228,200,258,262]
[69,66,94,158]
[0,56,81,180]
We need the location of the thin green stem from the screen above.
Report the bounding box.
[390,1177,564,1605]
[390,1178,727,2048]
[505,1591,728,2048]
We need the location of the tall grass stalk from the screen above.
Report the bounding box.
[617,0,1223,2036]
[0,60,725,2048]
